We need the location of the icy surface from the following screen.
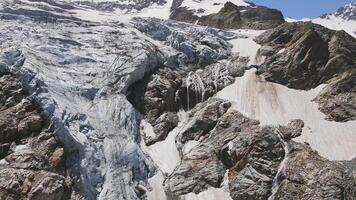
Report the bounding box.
[217,69,356,160]
[146,172,167,200]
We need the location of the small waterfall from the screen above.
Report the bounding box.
[186,71,205,110]
[214,61,232,93]
[268,128,290,200]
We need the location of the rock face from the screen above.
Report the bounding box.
[274,142,356,200]
[1,0,356,199]
[0,74,73,200]
[165,99,356,200]
[198,2,285,30]
[255,22,356,122]
[171,2,285,30]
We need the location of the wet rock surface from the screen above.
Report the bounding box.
[255,22,356,122]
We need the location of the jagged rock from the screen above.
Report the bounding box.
[314,71,356,122]
[198,2,284,30]
[0,74,73,199]
[142,112,179,146]
[170,7,200,24]
[170,2,284,30]
[0,168,71,200]
[164,142,226,196]
[177,98,231,147]
[321,2,356,21]
[273,141,356,200]
[129,68,182,124]
[255,22,356,121]
[0,75,43,155]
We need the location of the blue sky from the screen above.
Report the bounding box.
[250,0,355,19]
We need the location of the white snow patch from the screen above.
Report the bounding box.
[181,187,232,200]
[277,48,285,54]
[14,144,30,153]
[182,140,200,155]
[285,17,311,22]
[229,30,264,65]
[217,68,356,160]
[73,9,119,23]
[113,0,174,20]
[313,15,356,38]
[141,119,157,138]
[146,171,167,200]
[141,110,188,174]
[180,0,250,17]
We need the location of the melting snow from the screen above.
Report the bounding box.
[141,110,188,174]
[217,68,356,160]
[229,29,264,66]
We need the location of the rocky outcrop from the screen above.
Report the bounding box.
[165,100,355,199]
[273,141,356,200]
[170,2,285,30]
[0,74,74,200]
[255,22,356,121]
[177,98,231,147]
[198,2,285,30]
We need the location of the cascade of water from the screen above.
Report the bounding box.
[186,72,192,110]
[268,128,289,200]
[186,71,205,110]
[214,61,232,93]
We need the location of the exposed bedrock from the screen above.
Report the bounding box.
[164,98,355,199]
[255,22,356,122]
[170,1,285,30]
[128,56,248,146]
[0,73,74,200]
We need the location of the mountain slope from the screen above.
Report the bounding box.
[0,1,355,200]
[313,2,356,38]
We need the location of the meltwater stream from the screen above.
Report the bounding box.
[267,128,290,200]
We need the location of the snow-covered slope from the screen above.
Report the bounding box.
[179,0,250,17]
[313,2,356,38]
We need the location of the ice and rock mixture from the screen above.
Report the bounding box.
[0,0,355,200]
